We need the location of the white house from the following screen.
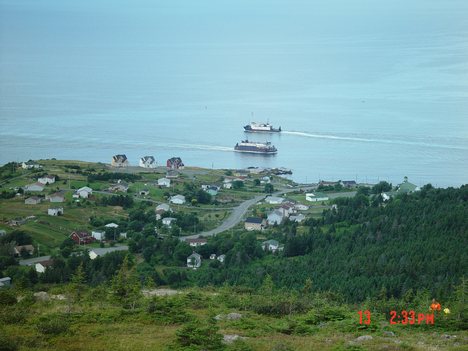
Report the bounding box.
[186,238,207,247]
[294,204,309,211]
[22,160,42,169]
[35,260,54,273]
[38,175,56,185]
[105,223,119,228]
[48,207,63,216]
[187,252,202,269]
[139,156,156,168]
[89,246,128,260]
[111,154,129,167]
[262,239,283,253]
[170,195,186,205]
[265,196,284,205]
[157,178,171,187]
[156,203,171,213]
[91,231,105,241]
[162,217,177,227]
[156,203,171,220]
[267,209,286,225]
[381,193,391,201]
[217,254,226,263]
[24,183,44,192]
[289,214,306,223]
[306,192,329,202]
[139,189,150,196]
[76,186,92,199]
[223,182,233,189]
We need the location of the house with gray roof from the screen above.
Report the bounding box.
[111,154,129,168]
[25,196,42,205]
[24,182,44,192]
[139,156,156,168]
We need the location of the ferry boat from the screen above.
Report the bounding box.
[243,122,281,133]
[234,140,278,154]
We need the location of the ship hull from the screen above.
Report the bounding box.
[243,126,281,133]
[234,148,277,155]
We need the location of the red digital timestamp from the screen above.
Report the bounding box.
[358,310,435,325]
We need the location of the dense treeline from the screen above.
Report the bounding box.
[87,172,141,183]
[187,185,467,302]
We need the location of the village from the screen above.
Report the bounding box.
[0,155,420,281]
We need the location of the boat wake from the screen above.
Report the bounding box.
[282,131,468,151]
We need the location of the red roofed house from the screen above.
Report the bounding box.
[69,231,95,245]
[166,157,184,169]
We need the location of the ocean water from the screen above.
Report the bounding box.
[1,0,467,186]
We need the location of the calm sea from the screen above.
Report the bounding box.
[1,1,467,186]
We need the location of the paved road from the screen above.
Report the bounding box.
[19,256,51,266]
[181,186,356,240]
[182,194,267,240]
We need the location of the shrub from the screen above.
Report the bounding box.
[35,314,70,335]
[0,331,18,351]
[147,296,191,324]
[176,318,224,350]
[0,290,17,305]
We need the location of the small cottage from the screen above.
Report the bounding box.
[170,195,186,205]
[38,175,56,185]
[267,209,286,225]
[25,196,42,205]
[139,156,156,168]
[244,217,266,231]
[48,207,63,216]
[262,239,282,253]
[187,252,201,269]
[24,183,44,192]
[186,238,207,247]
[157,178,171,187]
[265,196,284,205]
[14,245,35,257]
[76,186,92,198]
[162,217,177,227]
[306,192,329,202]
[22,160,42,169]
[217,254,226,263]
[91,231,105,241]
[35,260,54,273]
[139,189,150,196]
[47,192,65,203]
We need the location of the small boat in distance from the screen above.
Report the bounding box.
[243,122,281,133]
[234,140,278,154]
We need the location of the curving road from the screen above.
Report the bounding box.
[182,194,267,240]
[181,185,356,241]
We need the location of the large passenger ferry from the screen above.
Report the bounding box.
[234,140,278,154]
[243,122,281,133]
